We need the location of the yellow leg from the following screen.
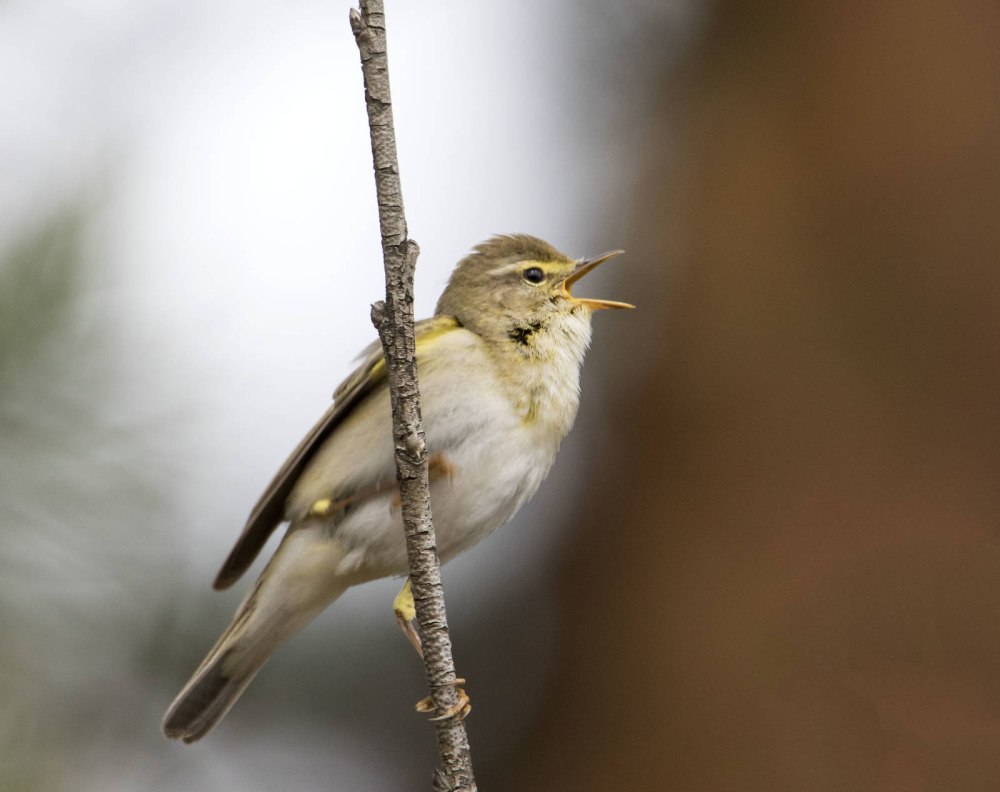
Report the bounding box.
[393,578,423,657]
[393,578,471,720]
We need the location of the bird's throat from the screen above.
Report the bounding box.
[492,310,593,436]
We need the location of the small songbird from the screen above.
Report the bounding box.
[162,234,631,742]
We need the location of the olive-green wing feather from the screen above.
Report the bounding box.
[212,315,459,590]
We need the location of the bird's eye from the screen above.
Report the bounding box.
[522,267,545,284]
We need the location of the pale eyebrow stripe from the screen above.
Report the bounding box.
[485,259,549,277]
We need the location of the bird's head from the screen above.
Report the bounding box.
[435,234,632,346]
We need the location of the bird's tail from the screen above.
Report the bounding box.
[163,529,351,743]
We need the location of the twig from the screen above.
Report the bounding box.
[349,2,477,789]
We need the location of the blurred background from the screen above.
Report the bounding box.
[3,0,1000,789]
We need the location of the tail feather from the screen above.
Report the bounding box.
[163,529,351,742]
[163,648,261,743]
[162,589,297,743]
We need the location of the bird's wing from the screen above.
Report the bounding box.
[212,315,461,590]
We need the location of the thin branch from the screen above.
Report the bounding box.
[349,2,477,790]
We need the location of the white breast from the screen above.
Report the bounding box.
[325,317,591,580]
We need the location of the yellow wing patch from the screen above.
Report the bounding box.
[332,315,461,404]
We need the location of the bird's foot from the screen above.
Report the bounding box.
[428,452,457,482]
[390,454,456,512]
[415,679,471,721]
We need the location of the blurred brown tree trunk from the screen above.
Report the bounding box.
[499,2,1000,790]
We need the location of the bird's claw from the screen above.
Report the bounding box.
[415,678,471,721]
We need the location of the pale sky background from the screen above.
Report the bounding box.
[0,0,697,788]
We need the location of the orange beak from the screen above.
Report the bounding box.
[563,249,634,310]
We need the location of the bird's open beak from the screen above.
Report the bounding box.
[563,249,634,310]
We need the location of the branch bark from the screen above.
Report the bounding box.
[349,2,477,790]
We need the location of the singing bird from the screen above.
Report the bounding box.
[163,234,631,742]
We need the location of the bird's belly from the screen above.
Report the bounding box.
[431,426,552,562]
[331,399,554,581]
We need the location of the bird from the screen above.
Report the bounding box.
[162,234,631,743]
